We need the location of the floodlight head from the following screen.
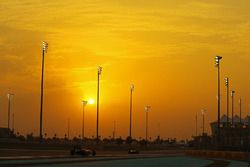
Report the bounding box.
[130,84,134,91]
[224,77,228,86]
[230,90,235,97]
[7,93,14,99]
[215,55,222,66]
[145,106,151,112]
[82,100,88,106]
[201,109,206,115]
[98,66,102,75]
[42,41,48,52]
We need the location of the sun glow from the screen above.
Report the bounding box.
[88,98,95,105]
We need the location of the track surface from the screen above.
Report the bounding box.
[0,149,248,167]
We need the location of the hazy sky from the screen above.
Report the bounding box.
[0,0,250,140]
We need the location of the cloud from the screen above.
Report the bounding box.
[1,0,250,139]
[1,0,250,64]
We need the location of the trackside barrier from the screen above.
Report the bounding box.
[185,150,246,161]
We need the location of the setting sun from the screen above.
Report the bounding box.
[88,99,95,105]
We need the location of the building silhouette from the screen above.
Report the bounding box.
[210,114,250,150]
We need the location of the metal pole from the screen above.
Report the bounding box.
[96,66,102,143]
[8,94,11,129]
[215,56,222,145]
[158,123,160,138]
[12,113,14,132]
[225,77,229,127]
[68,118,70,139]
[195,114,198,137]
[217,61,221,144]
[97,71,99,143]
[144,106,151,143]
[146,111,148,142]
[40,41,48,144]
[249,104,250,125]
[113,120,116,139]
[239,98,242,124]
[203,113,205,135]
[231,91,235,127]
[81,101,87,141]
[7,93,14,129]
[225,77,229,146]
[82,104,85,140]
[129,84,134,138]
[40,47,45,144]
[239,98,242,148]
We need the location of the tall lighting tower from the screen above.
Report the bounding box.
[82,100,88,140]
[215,55,222,144]
[239,98,242,124]
[129,84,134,139]
[225,77,229,127]
[144,105,151,142]
[7,93,14,130]
[201,109,206,135]
[40,41,48,144]
[231,90,235,127]
[96,66,102,143]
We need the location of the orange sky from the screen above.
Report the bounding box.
[0,0,250,140]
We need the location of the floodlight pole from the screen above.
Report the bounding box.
[82,101,88,140]
[239,98,242,124]
[96,66,102,143]
[145,106,151,142]
[146,111,148,142]
[68,118,70,139]
[7,93,14,130]
[215,55,222,145]
[201,109,206,135]
[113,120,116,139]
[40,41,48,144]
[231,90,235,127]
[225,77,229,127]
[12,113,14,132]
[129,84,134,139]
[195,114,198,137]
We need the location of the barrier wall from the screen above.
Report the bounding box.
[185,150,246,161]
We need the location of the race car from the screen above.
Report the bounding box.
[70,146,96,156]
